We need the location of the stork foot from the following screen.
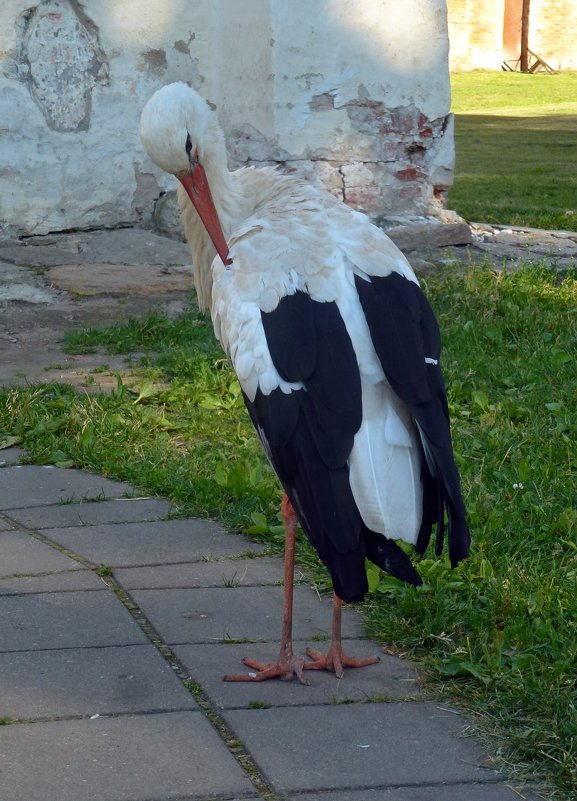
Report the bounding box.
[223,654,310,684]
[304,645,380,679]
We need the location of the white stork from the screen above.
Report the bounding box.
[140,82,470,682]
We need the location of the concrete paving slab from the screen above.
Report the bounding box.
[0,570,105,595]
[115,556,287,589]
[0,644,196,719]
[0,447,24,466]
[131,585,364,645]
[0,711,253,801]
[0,529,83,577]
[0,466,134,509]
[0,591,149,652]
[44,518,264,566]
[8,496,173,529]
[174,641,421,708]
[291,784,540,801]
[224,702,498,793]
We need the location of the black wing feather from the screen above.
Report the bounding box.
[354,272,470,567]
[260,290,316,381]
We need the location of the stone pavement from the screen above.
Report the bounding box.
[0,223,556,799]
[0,446,542,801]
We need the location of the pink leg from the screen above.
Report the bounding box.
[304,593,380,679]
[223,494,308,683]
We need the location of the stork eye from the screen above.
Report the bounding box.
[185,132,193,156]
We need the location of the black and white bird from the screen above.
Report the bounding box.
[140,82,470,682]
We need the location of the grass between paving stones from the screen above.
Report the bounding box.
[449,70,577,230]
[1,265,577,797]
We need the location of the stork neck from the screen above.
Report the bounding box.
[178,165,246,310]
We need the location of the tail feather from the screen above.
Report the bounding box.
[363,527,423,586]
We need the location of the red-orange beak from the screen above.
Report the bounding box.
[179,164,232,267]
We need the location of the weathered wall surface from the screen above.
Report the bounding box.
[448,0,577,71]
[447,0,504,70]
[0,0,454,236]
[530,0,577,69]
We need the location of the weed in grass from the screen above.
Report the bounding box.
[248,700,272,709]
[182,679,203,698]
[222,572,245,588]
[309,632,330,642]
[217,636,266,645]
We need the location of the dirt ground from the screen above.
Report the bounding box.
[0,222,575,391]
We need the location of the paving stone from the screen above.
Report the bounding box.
[0,591,148,652]
[0,570,103,595]
[7,497,173,530]
[115,556,287,589]
[131,585,365,645]
[291,784,539,801]
[0,466,134,509]
[45,518,264,566]
[0,711,253,801]
[224,702,498,793]
[0,447,24,466]
[174,641,421,708]
[0,529,83,577]
[0,229,192,268]
[47,262,193,296]
[0,644,196,719]
[386,219,473,251]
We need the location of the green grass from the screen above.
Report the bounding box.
[449,71,577,230]
[1,266,577,796]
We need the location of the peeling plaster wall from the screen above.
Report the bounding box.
[0,0,453,236]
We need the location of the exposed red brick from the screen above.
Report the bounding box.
[395,166,426,182]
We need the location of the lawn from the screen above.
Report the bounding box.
[449,71,577,230]
[2,264,577,798]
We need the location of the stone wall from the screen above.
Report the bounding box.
[0,0,454,237]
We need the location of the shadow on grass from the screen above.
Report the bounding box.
[449,114,577,230]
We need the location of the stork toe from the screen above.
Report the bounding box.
[223,654,309,683]
[304,645,380,679]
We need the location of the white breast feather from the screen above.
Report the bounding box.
[211,252,303,402]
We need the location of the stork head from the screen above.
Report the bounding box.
[140,82,232,266]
